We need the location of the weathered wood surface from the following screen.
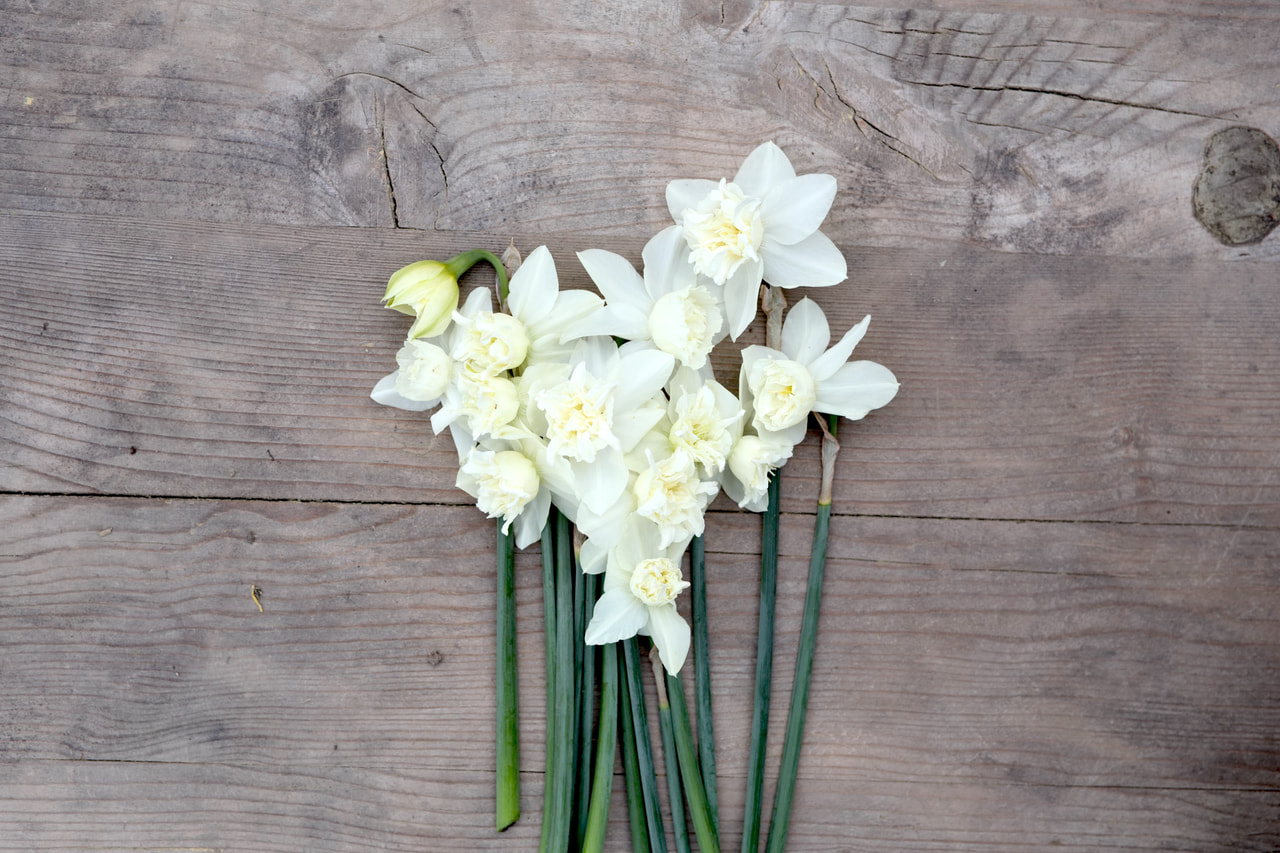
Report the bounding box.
[4,1,1280,258]
[3,498,1277,851]
[4,211,1279,528]
[3,0,1280,850]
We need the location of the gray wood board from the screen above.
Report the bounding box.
[4,2,1280,258]
[4,211,1279,527]
[3,496,1277,850]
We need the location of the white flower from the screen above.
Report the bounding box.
[370,339,452,413]
[740,298,899,447]
[722,433,794,511]
[505,245,603,368]
[459,448,541,531]
[451,309,529,375]
[633,450,719,548]
[667,141,847,339]
[524,337,674,515]
[535,362,619,463]
[569,227,726,370]
[666,367,742,476]
[393,339,453,401]
[431,367,524,441]
[745,357,817,433]
[583,523,693,675]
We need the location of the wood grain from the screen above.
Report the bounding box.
[4,2,1280,259]
[4,212,1279,528]
[3,496,1277,850]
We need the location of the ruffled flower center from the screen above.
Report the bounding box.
[680,179,764,286]
[747,357,816,432]
[535,364,618,462]
[629,557,690,606]
[460,449,540,531]
[648,285,723,369]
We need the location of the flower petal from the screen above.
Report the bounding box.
[641,225,697,299]
[507,245,557,324]
[760,231,847,289]
[578,249,652,313]
[584,588,649,645]
[513,487,551,550]
[762,174,837,245]
[613,348,676,413]
[573,447,628,516]
[781,297,831,365]
[667,179,720,221]
[559,303,650,343]
[723,255,765,340]
[809,314,871,381]
[646,604,692,675]
[732,141,796,198]
[815,360,900,420]
[370,371,438,412]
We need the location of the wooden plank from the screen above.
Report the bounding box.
[4,212,1279,526]
[3,2,1280,259]
[3,496,1277,849]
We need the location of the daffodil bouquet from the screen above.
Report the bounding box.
[371,142,898,852]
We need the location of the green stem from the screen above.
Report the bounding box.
[495,522,520,831]
[764,416,839,853]
[547,511,576,853]
[689,535,719,836]
[581,642,619,853]
[623,638,668,853]
[443,248,510,302]
[741,471,781,853]
[652,651,691,853]
[667,673,719,853]
[619,659,653,853]
[574,570,599,849]
[538,517,557,853]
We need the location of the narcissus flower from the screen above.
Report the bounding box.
[666,141,848,339]
[383,259,461,341]
[583,522,693,675]
[739,298,899,448]
[570,227,726,370]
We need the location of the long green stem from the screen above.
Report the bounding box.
[547,511,577,852]
[764,416,839,853]
[689,534,719,836]
[581,642,619,853]
[667,673,719,853]
[741,471,781,853]
[539,518,557,853]
[574,570,599,849]
[619,660,652,853]
[495,522,520,831]
[624,638,668,853]
[652,650,691,853]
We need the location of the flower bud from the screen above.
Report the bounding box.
[383,260,460,340]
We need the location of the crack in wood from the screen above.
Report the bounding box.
[906,79,1217,120]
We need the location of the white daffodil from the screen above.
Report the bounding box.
[430,364,526,442]
[503,245,603,369]
[583,522,693,675]
[666,141,848,339]
[666,366,743,477]
[739,298,899,448]
[633,449,719,548]
[569,227,726,370]
[720,432,795,512]
[370,338,453,412]
[455,435,574,549]
[524,337,674,516]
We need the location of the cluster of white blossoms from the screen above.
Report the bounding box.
[372,142,898,675]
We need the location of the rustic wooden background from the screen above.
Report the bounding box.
[3,0,1279,850]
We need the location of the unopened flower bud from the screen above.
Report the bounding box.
[383,260,460,340]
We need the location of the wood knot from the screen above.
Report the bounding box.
[1192,126,1280,246]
